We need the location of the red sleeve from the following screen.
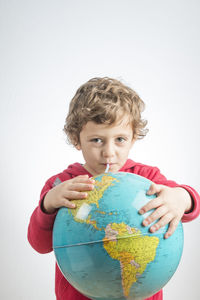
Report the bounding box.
[27,176,58,254]
[27,173,72,254]
[134,165,200,223]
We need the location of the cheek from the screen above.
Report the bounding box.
[84,147,99,160]
[91,149,101,162]
[119,146,132,157]
[89,148,99,157]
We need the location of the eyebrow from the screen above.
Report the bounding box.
[87,133,132,139]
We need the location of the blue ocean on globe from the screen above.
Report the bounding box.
[53,172,184,300]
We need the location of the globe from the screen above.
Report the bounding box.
[53,172,183,300]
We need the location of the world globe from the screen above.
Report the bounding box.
[53,172,183,300]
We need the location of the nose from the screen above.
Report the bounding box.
[102,142,115,159]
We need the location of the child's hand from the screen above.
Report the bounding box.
[139,183,192,239]
[43,175,95,214]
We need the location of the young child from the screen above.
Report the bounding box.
[28,77,200,300]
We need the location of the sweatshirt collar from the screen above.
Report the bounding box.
[64,159,136,177]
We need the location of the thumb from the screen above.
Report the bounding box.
[146,183,161,195]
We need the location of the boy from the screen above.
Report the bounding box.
[28,77,200,300]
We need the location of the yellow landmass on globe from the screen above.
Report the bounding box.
[69,175,118,230]
[103,222,159,298]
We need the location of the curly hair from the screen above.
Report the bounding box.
[64,77,148,145]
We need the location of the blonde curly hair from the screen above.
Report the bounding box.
[64,77,148,146]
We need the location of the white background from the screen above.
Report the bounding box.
[0,1,200,299]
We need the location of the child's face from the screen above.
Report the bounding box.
[76,117,135,176]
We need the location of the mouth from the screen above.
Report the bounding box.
[101,163,116,169]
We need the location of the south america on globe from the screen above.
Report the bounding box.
[53,172,184,300]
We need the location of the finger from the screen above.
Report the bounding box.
[142,205,168,227]
[72,176,95,184]
[69,182,94,192]
[164,218,180,239]
[146,183,161,195]
[62,198,77,209]
[61,190,89,208]
[64,190,88,200]
[139,197,163,215]
[148,212,173,232]
[71,176,95,184]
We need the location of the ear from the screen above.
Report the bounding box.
[75,143,81,150]
[73,136,81,150]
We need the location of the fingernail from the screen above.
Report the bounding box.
[143,220,149,226]
[139,209,144,214]
[165,233,170,239]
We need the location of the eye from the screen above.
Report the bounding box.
[91,138,103,144]
[116,137,126,143]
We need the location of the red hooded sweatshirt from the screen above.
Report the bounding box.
[28,159,200,300]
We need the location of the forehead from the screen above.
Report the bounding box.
[81,116,133,136]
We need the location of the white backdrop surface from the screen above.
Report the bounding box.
[0,1,200,299]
